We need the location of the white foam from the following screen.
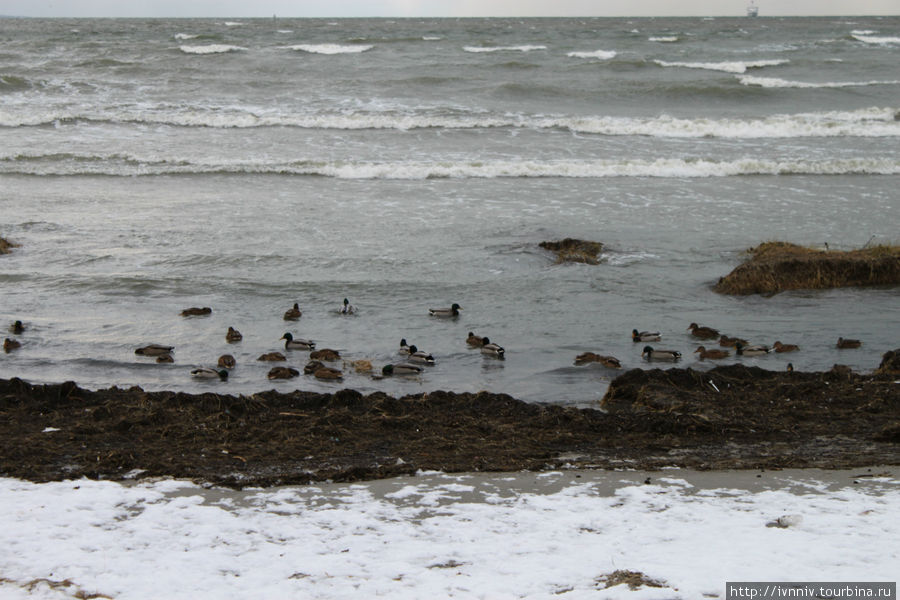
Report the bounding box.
[852,34,900,44]
[463,45,547,53]
[655,59,789,73]
[567,49,617,59]
[649,36,679,42]
[286,44,373,54]
[178,44,246,55]
[740,75,900,88]
[173,33,198,40]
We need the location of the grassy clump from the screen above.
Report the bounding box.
[714,241,900,295]
[539,238,604,264]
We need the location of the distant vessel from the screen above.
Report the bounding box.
[747,1,759,16]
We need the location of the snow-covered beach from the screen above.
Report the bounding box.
[2,468,897,599]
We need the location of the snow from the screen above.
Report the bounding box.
[1,469,897,599]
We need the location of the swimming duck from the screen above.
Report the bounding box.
[281,332,315,350]
[217,354,236,369]
[312,365,343,380]
[480,337,505,359]
[735,342,770,356]
[268,366,299,380]
[4,338,21,352]
[718,335,749,347]
[225,327,242,342]
[398,338,412,354]
[642,346,681,361]
[687,323,719,339]
[10,321,24,334]
[382,363,424,376]
[135,344,174,356]
[257,351,286,362]
[181,307,212,317]
[283,303,302,320]
[632,329,661,343]
[574,352,620,368]
[836,337,861,349]
[429,303,461,317]
[310,348,341,361]
[406,345,436,365]
[191,367,228,380]
[694,346,730,360]
[786,363,794,373]
[467,332,485,347]
[340,298,355,314]
[156,354,174,363]
[773,341,799,353]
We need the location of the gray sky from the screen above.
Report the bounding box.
[2,0,898,17]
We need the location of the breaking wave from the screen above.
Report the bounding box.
[286,44,374,54]
[178,44,246,55]
[740,75,900,88]
[654,59,789,74]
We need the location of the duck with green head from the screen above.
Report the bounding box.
[382,363,424,376]
[429,303,461,317]
[281,332,315,350]
[191,367,228,380]
[642,346,681,361]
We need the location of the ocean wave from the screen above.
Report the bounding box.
[654,59,789,74]
[2,153,897,179]
[648,36,679,42]
[2,107,899,138]
[740,75,900,88]
[852,34,900,45]
[173,33,198,40]
[567,50,617,59]
[0,74,33,91]
[286,44,374,54]
[179,44,246,55]
[463,45,547,53]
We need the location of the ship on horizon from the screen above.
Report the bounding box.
[747,1,759,16]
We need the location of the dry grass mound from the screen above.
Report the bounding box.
[714,241,900,295]
[0,236,18,255]
[539,238,604,264]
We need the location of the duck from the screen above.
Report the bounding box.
[632,329,661,343]
[406,345,436,365]
[135,344,174,356]
[268,366,299,380]
[156,353,174,363]
[10,321,24,334]
[181,307,212,317]
[786,363,794,373]
[837,337,861,349]
[4,338,21,352]
[257,351,286,362]
[398,338,412,354]
[773,341,799,353]
[735,342,770,356]
[642,346,681,361]
[428,303,461,317]
[281,332,315,350]
[694,346,730,360]
[190,367,228,380]
[310,348,341,361]
[574,352,620,368]
[217,354,236,369]
[382,363,424,376]
[312,365,343,380]
[480,337,505,359]
[283,303,302,321]
[225,327,242,342]
[467,332,485,347]
[719,335,748,348]
[687,323,719,339]
[340,298,355,314]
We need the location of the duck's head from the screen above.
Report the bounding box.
[343,298,350,305]
[451,303,461,310]
[694,346,706,353]
[218,369,229,379]
[408,345,418,353]
[481,337,490,345]
[281,332,293,341]
[687,323,699,330]
[400,338,408,346]
[642,345,654,355]
[382,364,394,375]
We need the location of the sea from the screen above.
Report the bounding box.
[1,16,899,406]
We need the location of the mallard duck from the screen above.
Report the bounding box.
[281,332,315,350]
[313,365,343,380]
[257,351,286,362]
[310,348,341,361]
[398,338,411,354]
[467,332,485,347]
[283,303,302,320]
[135,344,174,356]
[304,360,325,374]
[181,307,212,317]
[407,345,435,365]
[773,341,799,353]
[687,323,719,339]
[574,352,620,368]
[429,303,461,317]
[340,298,355,314]
[10,320,24,334]
[694,346,729,360]
[719,335,748,347]
[4,338,21,352]
[642,346,681,361]
[156,353,174,363]
[191,367,228,380]
[632,329,661,343]
[268,366,299,380]
[480,337,505,359]
[837,337,861,349]
[382,363,424,376]
[217,354,236,369]
[735,342,770,356]
[225,327,242,343]
[786,362,794,373]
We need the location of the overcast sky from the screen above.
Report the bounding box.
[2,0,898,18]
